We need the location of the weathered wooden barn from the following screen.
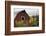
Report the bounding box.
[14,10,30,27]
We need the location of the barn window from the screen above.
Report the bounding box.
[21,16,25,20]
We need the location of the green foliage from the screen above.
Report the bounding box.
[29,16,39,26]
[31,17,39,26]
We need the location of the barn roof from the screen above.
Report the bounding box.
[18,10,27,14]
[18,10,32,17]
[20,10,26,12]
[16,10,29,17]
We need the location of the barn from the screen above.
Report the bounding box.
[14,10,30,27]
